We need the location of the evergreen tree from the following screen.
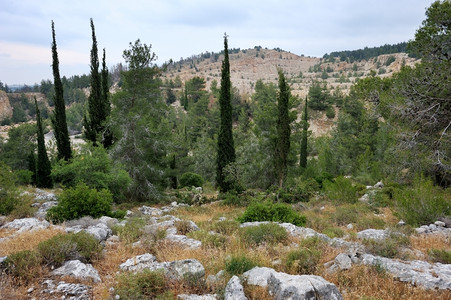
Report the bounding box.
[50,20,72,161]
[300,97,309,168]
[27,151,37,185]
[101,48,113,148]
[216,33,236,192]
[84,18,102,145]
[275,69,291,187]
[35,97,52,188]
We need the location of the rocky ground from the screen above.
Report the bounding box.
[0,187,450,299]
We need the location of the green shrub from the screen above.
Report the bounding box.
[115,269,170,299]
[284,237,323,274]
[46,182,113,223]
[324,176,358,203]
[428,249,451,264]
[325,106,336,119]
[238,201,306,226]
[279,178,320,203]
[8,194,36,219]
[356,216,386,231]
[113,217,146,244]
[240,223,289,246]
[0,161,18,215]
[14,170,34,185]
[363,231,410,259]
[332,205,359,225]
[323,227,345,238]
[224,255,257,276]
[37,231,102,267]
[188,230,227,249]
[4,250,42,282]
[180,172,204,188]
[51,144,131,202]
[395,177,451,226]
[211,219,240,235]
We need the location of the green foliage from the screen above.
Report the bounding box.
[385,55,396,66]
[363,231,410,259]
[324,176,358,203]
[46,182,113,222]
[224,255,257,276]
[113,217,146,244]
[14,169,34,185]
[0,123,36,171]
[4,250,42,282]
[299,98,309,168]
[188,230,227,248]
[284,237,322,274]
[37,231,102,267]
[0,161,18,215]
[51,144,131,202]
[428,249,451,264]
[35,97,52,188]
[394,177,451,226]
[50,21,72,161]
[115,269,169,299]
[179,172,204,188]
[308,81,330,111]
[211,219,240,235]
[281,178,320,203]
[240,223,289,246]
[325,106,335,119]
[238,201,306,226]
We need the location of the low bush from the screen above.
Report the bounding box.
[363,231,410,259]
[188,230,227,249]
[224,255,257,276]
[175,220,193,235]
[179,172,204,188]
[115,269,171,299]
[428,249,451,264]
[240,223,289,246]
[211,219,240,235]
[284,237,323,274]
[14,170,34,185]
[395,177,451,226]
[0,161,19,215]
[238,201,306,226]
[323,227,345,238]
[37,231,102,267]
[46,182,113,223]
[278,178,320,203]
[3,250,42,282]
[113,217,146,244]
[324,176,358,203]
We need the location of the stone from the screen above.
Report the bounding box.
[360,253,451,290]
[51,260,101,283]
[98,216,118,225]
[42,280,91,300]
[34,201,58,219]
[166,233,202,249]
[167,259,205,281]
[268,272,343,300]
[359,193,370,202]
[139,205,163,216]
[374,181,384,188]
[415,227,427,234]
[119,253,160,272]
[347,223,353,230]
[356,229,389,241]
[66,222,112,242]
[178,294,217,300]
[2,217,50,233]
[398,220,406,226]
[207,270,225,286]
[242,266,277,287]
[224,275,247,300]
[327,253,353,273]
[34,189,57,202]
[435,221,446,227]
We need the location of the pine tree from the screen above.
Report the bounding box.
[300,97,309,168]
[275,69,291,187]
[216,33,236,192]
[50,20,72,161]
[84,18,102,145]
[35,97,52,188]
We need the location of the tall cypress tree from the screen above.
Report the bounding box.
[100,48,113,148]
[51,20,72,161]
[275,69,291,187]
[300,97,309,168]
[35,97,52,188]
[216,33,236,192]
[84,18,102,145]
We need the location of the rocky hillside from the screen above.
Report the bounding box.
[162,48,418,98]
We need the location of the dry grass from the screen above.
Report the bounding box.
[0,227,64,256]
[173,202,243,224]
[323,265,451,300]
[411,234,451,259]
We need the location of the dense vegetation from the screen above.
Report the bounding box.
[323,42,409,62]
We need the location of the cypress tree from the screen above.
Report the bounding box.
[50,20,72,161]
[300,97,309,168]
[35,97,52,188]
[100,48,113,148]
[27,151,37,186]
[84,18,102,145]
[216,33,236,192]
[275,69,291,187]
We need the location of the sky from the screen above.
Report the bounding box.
[0,0,435,85]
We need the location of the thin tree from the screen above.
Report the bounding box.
[216,33,236,192]
[100,48,113,148]
[275,69,291,187]
[35,97,52,188]
[84,18,102,145]
[50,20,72,161]
[300,97,309,168]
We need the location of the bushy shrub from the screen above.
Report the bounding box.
[46,182,113,222]
[0,161,18,215]
[284,237,322,274]
[175,220,193,235]
[51,144,131,202]
[279,178,320,203]
[179,172,204,188]
[115,270,170,299]
[324,176,358,203]
[4,250,42,282]
[238,201,306,226]
[395,177,451,226]
[224,255,257,276]
[14,170,34,185]
[428,249,451,264]
[211,219,240,235]
[363,231,410,259]
[113,217,146,244]
[37,231,102,267]
[240,223,288,246]
[326,106,336,119]
[188,230,227,248]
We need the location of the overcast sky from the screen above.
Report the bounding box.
[0,0,434,85]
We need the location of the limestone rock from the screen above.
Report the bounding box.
[119,253,160,272]
[167,259,205,281]
[34,201,58,219]
[42,279,92,300]
[224,275,247,300]
[166,233,202,249]
[66,222,112,242]
[178,294,217,300]
[51,260,101,283]
[356,229,389,241]
[2,218,50,233]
